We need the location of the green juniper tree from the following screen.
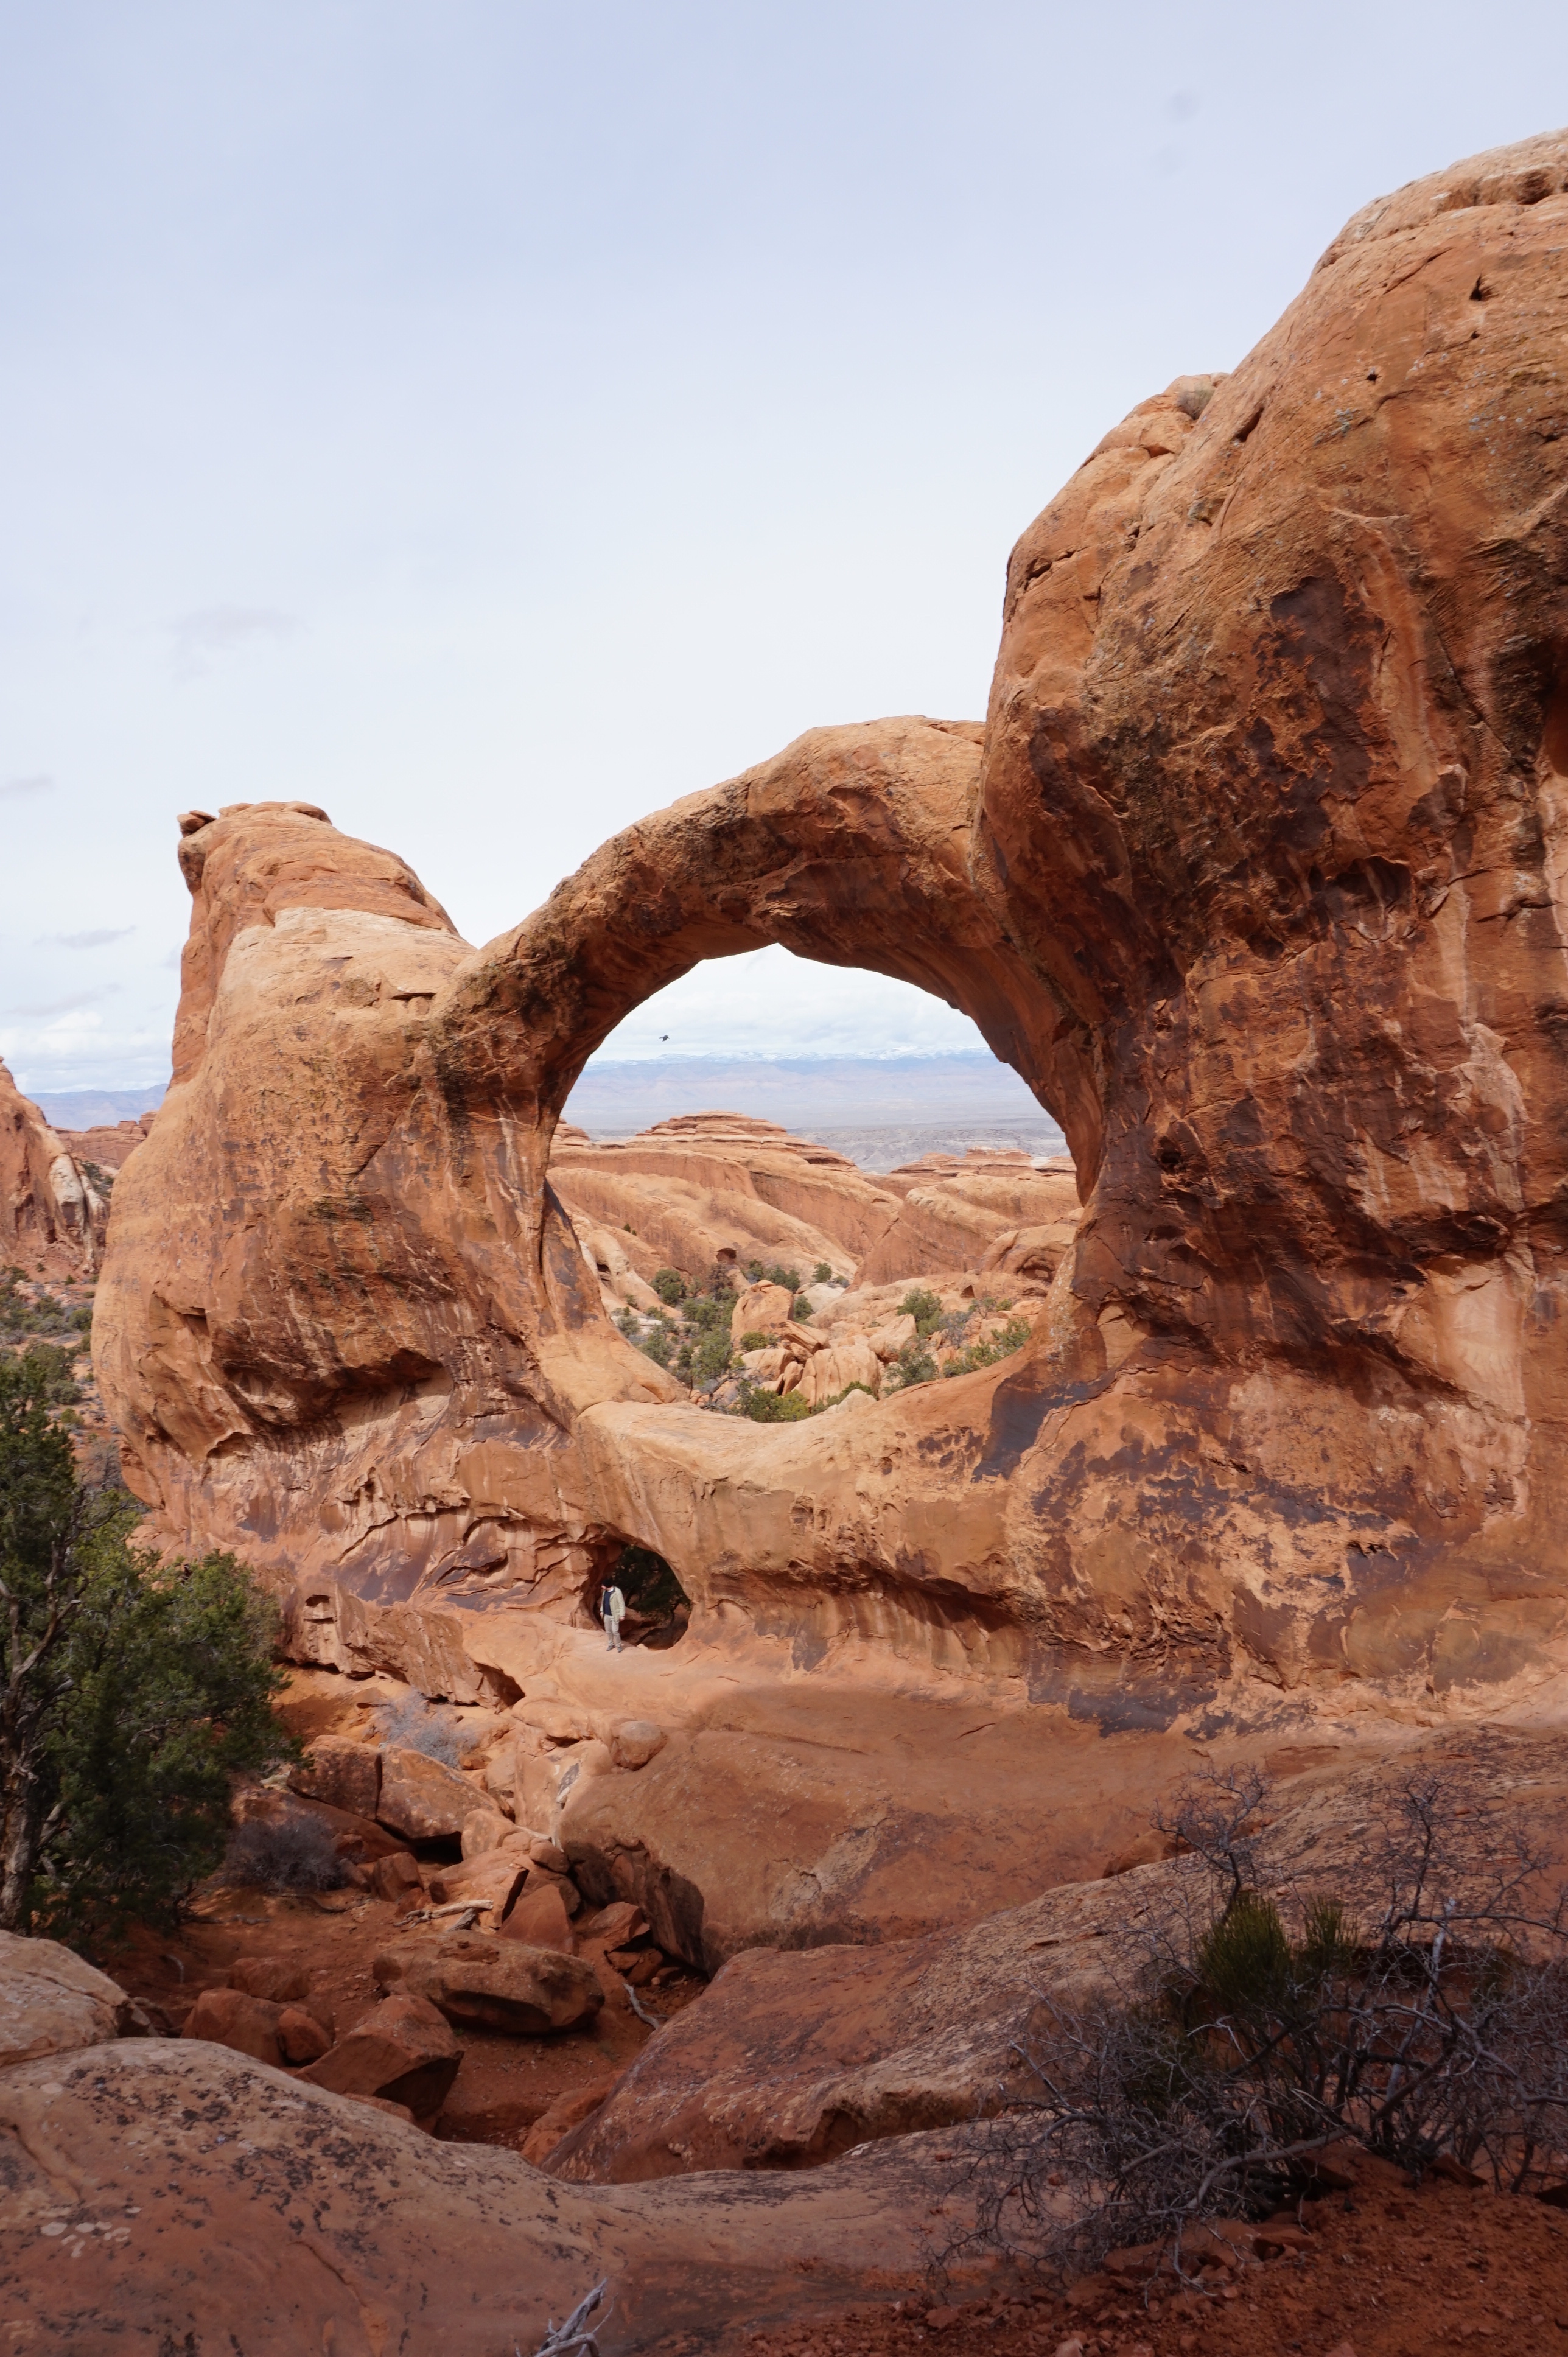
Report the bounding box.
[0,1352,293,1942]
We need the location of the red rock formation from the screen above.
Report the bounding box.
[0,1058,107,1280]
[53,1115,155,1176]
[94,131,1568,1833]
[550,1111,901,1286]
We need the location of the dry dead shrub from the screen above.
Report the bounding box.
[949,1768,1568,2285]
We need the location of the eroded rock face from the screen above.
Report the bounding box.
[95,133,1568,1746]
[0,1059,107,1280]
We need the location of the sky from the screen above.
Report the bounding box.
[2,2,1567,1097]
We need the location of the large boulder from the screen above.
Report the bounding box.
[297,1991,460,2121]
[288,1734,381,1819]
[0,2038,1013,2349]
[377,1745,485,1841]
[373,1929,603,2034]
[0,1932,128,2068]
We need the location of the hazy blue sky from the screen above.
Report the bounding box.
[3,2,1566,1094]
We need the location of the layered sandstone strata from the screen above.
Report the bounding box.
[96,128,1568,1767]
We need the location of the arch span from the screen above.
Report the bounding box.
[97,129,1568,1741]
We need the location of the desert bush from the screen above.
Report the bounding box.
[763,1264,802,1294]
[634,1322,676,1368]
[951,1768,1568,2283]
[884,1341,939,1390]
[941,1315,1032,1379]
[225,1812,348,1894]
[687,1329,732,1390]
[684,1294,730,1334]
[651,1269,687,1306]
[735,1382,814,1422]
[738,1330,774,1352]
[374,1694,469,1768]
[812,1262,833,1286]
[897,1287,944,1338]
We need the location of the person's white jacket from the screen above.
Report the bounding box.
[603,1585,626,1624]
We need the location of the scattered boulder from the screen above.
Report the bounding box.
[288,1735,381,1820]
[298,1991,460,2123]
[579,1901,649,1946]
[513,1699,594,1744]
[181,1986,284,2068]
[426,1853,528,1918]
[377,1745,484,1841]
[0,1931,130,2067]
[226,1956,310,2003]
[522,2075,620,2166]
[729,1281,797,1346]
[605,1719,665,1771]
[459,1809,510,1858]
[276,2006,332,2065]
[501,1881,575,1952]
[374,1930,603,2034]
[369,1849,424,1904]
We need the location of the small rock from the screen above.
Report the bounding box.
[523,1865,581,1914]
[578,1901,648,1945]
[181,1986,283,2067]
[606,1718,665,1771]
[276,2005,332,2064]
[513,1699,594,1743]
[520,2074,619,2165]
[459,1810,509,1860]
[227,1956,309,2004]
[427,1853,528,1917]
[502,1882,575,1953]
[369,1850,423,1903]
[373,1930,603,2034]
[527,1838,570,1873]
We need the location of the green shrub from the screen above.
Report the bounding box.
[16,1343,81,1406]
[651,1269,687,1306]
[812,1263,833,1286]
[685,1294,730,1334]
[737,1384,814,1421]
[692,1329,733,1387]
[1,1350,295,1941]
[884,1342,939,1390]
[940,1315,1033,1378]
[763,1264,802,1294]
[635,1325,675,1368]
[738,1330,774,1352]
[744,1258,766,1281]
[897,1287,944,1338]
